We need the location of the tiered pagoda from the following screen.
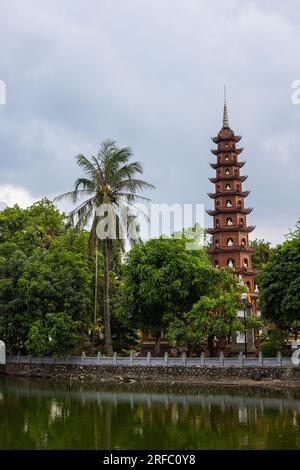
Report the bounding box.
[207,102,258,304]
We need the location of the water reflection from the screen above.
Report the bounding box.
[0,377,300,450]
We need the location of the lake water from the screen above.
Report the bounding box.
[0,376,300,450]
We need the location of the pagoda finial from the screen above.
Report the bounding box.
[223,86,229,128]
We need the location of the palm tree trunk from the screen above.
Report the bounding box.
[102,238,113,356]
[154,332,161,356]
[208,335,214,357]
[92,237,98,345]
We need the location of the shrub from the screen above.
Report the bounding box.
[260,341,277,357]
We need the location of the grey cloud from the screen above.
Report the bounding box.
[0,0,299,244]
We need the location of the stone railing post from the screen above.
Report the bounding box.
[200,352,205,366]
[97,351,101,365]
[147,351,151,366]
[238,351,243,365]
[258,351,263,366]
[164,352,169,365]
[130,352,134,366]
[113,352,117,365]
[277,351,282,366]
[182,352,187,366]
[81,351,86,364]
[219,351,225,366]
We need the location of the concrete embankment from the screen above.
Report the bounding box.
[1,363,300,389]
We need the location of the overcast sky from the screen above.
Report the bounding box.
[0,0,300,245]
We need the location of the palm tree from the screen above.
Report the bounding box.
[55,139,154,355]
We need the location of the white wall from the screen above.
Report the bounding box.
[0,341,6,364]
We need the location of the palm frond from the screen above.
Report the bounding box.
[68,196,96,229]
[117,178,155,193]
[75,154,98,180]
[54,189,93,204]
[74,178,96,193]
[118,161,144,178]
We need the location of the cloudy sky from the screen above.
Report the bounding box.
[0,0,300,245]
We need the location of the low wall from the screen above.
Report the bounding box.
[1,363,300,383]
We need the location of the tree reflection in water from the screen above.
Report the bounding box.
[0,377,300,450]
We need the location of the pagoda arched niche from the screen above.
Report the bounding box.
[226,217,233,226]
[227,258,235,268]
[227,237,234,247]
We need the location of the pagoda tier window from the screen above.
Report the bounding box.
[216,201,220,208]
[225,169,230,175]
[214,260,219,268]
[241,238,246,246]
[246,281,251,291]
[227,238,234,247]
[226,217,233,226]
[226,200,232,207]
[238,200,242,206]
[227,258,235,268]
[216,219,219,227]
[243,258,249,268]
[225,184,231,190]
[225,155,229,161]
[215,239,219,247]
[237,183,240,190]
[240,218,244,225]
[235,169,238,174]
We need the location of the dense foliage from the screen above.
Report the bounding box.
[1,194,297,357]
[259,220,300,337]
[123,236,247,355]
[0,200,93,355]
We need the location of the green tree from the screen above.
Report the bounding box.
[259,219,300,337]
[0,199,65,254]
[18,243,92,327]
[25,320,49,356]
[251,238,274,271]
[166,268,246,356]
[55,139,154,355]
[0,243,27,349]
[26,313,83,357]
[123,237,211,354]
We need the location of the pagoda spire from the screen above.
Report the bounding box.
[223,86,229,128]
[207,101,258,295]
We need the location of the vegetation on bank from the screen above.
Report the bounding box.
[0,141,299,357]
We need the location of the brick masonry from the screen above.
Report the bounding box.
[1,363,299,383]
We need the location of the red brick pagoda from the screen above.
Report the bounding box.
[207,101,258,304]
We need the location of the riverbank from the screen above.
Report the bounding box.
[1,362,300,390]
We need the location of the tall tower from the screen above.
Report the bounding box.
[207,101,257,298]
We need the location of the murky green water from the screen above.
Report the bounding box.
[0,376,300,450]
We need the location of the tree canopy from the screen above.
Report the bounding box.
[259,220,300,335]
